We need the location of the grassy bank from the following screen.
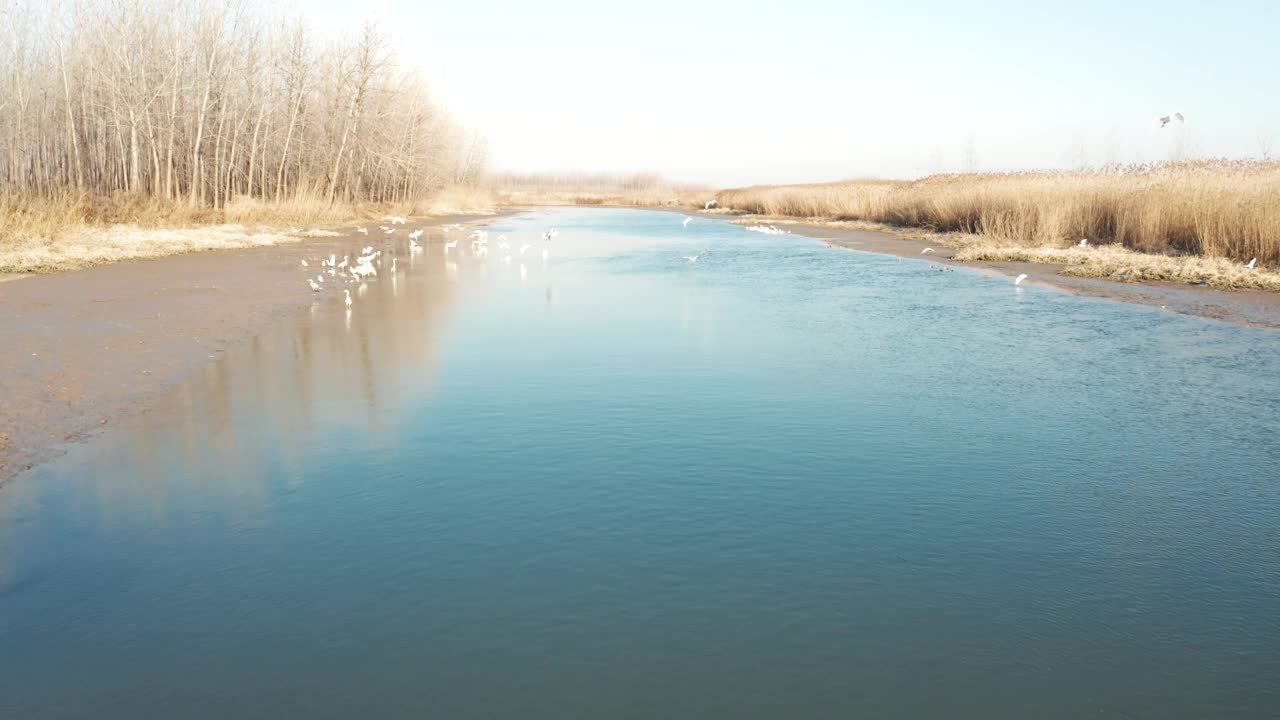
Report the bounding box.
[712,161,1280,289]
[0,187,496,274]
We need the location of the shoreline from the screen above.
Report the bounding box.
[766,221,1280,330]
[0,213,507,486]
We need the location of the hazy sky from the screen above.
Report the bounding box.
[309,0,1279,185]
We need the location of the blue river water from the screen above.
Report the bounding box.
[1,208,1278,718]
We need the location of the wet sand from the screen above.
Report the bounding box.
[0,215,498,485]
[775,222,1280,330]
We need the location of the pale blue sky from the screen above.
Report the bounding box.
[308,0,1279,184]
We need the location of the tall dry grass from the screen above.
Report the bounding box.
[0,185,495,273]
[715,160,1280,267]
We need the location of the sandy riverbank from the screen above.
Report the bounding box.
[0,214,501,485]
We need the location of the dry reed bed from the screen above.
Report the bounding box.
[0,187,496,273]
[714,161,1280,288]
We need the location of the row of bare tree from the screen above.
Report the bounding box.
[0,0,486,208]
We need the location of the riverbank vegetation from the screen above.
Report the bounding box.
[0,0,487,272]
[710,161,1280,282]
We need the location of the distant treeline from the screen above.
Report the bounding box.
[0,0,485,208]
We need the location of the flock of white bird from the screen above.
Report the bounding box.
[296,217,563,311]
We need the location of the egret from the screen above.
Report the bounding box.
[409,229,423,240]
[683,254,700,264]
[683,217,692,227]
[1014,273,1028,285]
[921,248,934,254]
[344,289,353,308]
[290,226,302,233]
[1247,257,1258,269]
[1079,238,1089,247]
[384,228,395,235]
[1156,112,1185,128]
[300,259,309,266]
[329,254,337,267]
[391,216,406,225]
[308,279,321,292]
[391,258,397,272]
[357,227,368,235]
[704,200,718,209]
[338,256,349,269]
[445,238,458,251]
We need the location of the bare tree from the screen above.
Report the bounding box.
[0,0,471,210]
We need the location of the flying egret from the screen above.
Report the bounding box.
[683,254,701,264]
[1247,257,1258,269]
[344,289,353,308]
[1014,273,1028,285]
[1079,238,1089,247]
[308,279,321,292]
[1156,112,1185,128]
[921,248,934,254]
[683,217,692,227]
[357,227,368,235]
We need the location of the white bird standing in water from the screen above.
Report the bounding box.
[683,217,692,227]
[338,256,349,269]
[357,227,368,235]
[1246,257,1257,269]
[1079,238,1089,247]
[1015,273,1028,285]
[391,216,406,225]
[344,289,353,307]
[921,248,934,254]
[445,238,458,251]
[300,259,309,266]
[308,279,321,292]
